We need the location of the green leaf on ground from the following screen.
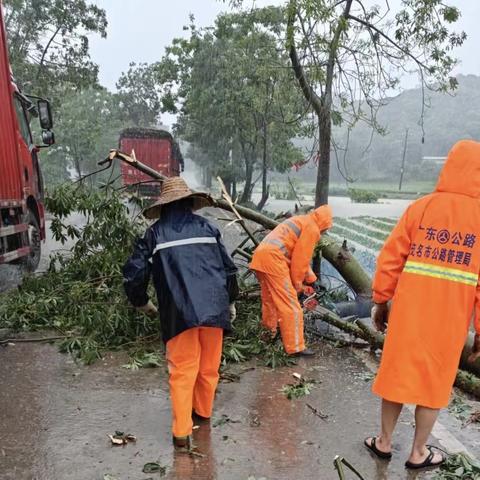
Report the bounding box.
[142,462,167,475]
[281,375,316,400]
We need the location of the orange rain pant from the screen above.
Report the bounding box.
[166,326,223,438]
[256,272,305,354]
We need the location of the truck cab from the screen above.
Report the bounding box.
[0,4,54,271]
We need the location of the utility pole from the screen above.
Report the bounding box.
[398,128,409,191]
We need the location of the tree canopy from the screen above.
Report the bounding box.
[3,0,107,95]
[285,0,465,205]
[119,8,306,205]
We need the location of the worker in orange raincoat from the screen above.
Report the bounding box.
[250,205,333,356]
[365,140,480,470]
[123,178,238,449]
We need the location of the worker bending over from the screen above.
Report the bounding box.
[123,177,238,449]
[250,205,333,356]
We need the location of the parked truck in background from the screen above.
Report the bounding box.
[119,127,184,196]
[0,2,55,271]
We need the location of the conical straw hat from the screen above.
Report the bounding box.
[143,177,213,219]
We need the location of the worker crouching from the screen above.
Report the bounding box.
[123,177,238,448]
[250,205,333,356]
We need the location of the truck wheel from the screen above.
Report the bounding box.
[22,210,41,272]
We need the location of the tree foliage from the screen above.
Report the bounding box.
[41,88,130,186]
[284,0,465,205]
[120,8,306,205]
[0,185,152,364]
[116,62,163,127]
[3,0,107,96]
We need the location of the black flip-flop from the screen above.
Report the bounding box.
[405,446,445,470]
[364,437,392,460]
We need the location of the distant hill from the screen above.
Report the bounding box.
[288,74,480,185]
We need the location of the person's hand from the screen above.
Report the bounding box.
[137,300,158,318]
[229,303,237,322]
[303,285,315,296]
[468,334,480,364]
[371,303,389,333]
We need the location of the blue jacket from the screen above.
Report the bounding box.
[123,202,238,343]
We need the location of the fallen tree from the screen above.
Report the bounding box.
[104,149,479,381]
[215,198,372,297]
[102,151,372,297]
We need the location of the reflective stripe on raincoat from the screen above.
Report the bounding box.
[250,205,333,292]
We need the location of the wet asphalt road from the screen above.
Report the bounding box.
[0,337,479,480]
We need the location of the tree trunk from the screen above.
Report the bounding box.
[205,168,212,189]
[315,107,331,207]
[287,0,353,208]
[74,157,82,181]
[240,158,254,204]
[257,122,269,210]
[224,180,232,198]
[257,186,269,211]
[460,332,480,377]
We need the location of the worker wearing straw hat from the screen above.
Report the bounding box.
[123,177,238,449]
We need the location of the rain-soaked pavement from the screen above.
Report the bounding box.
[1,337,479,480]
[1,188,479,479]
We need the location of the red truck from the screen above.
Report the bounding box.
[119,127,184,196]
[0,3,55,271]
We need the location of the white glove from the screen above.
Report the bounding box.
[229,303,237,322]
[137,300,158,318]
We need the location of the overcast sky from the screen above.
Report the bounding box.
[89,0,480,123]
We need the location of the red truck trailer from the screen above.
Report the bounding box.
[119,127,184,196]
[0,2,55,271]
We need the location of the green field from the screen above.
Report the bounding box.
[263,179,435,201]
[329,180,436,198]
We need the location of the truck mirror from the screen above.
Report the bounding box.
[42,130,55,146]
[38,99,53,130]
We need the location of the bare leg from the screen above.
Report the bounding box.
[367,399,403,453]
[408,405,442,464]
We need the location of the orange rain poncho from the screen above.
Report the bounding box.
[250,206,333,354]
[372,140,480,409]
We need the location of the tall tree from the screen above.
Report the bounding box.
[3,0,107,95]
[116,62,163,127]
[158,8,305,204]
[285,0,465,205]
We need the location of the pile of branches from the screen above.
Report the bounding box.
[223,295,295,368]
[0,185,291,368]
[0,185,158,363]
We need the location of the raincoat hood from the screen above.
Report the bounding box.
[436,140,480,198]
[310,205,333,231]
